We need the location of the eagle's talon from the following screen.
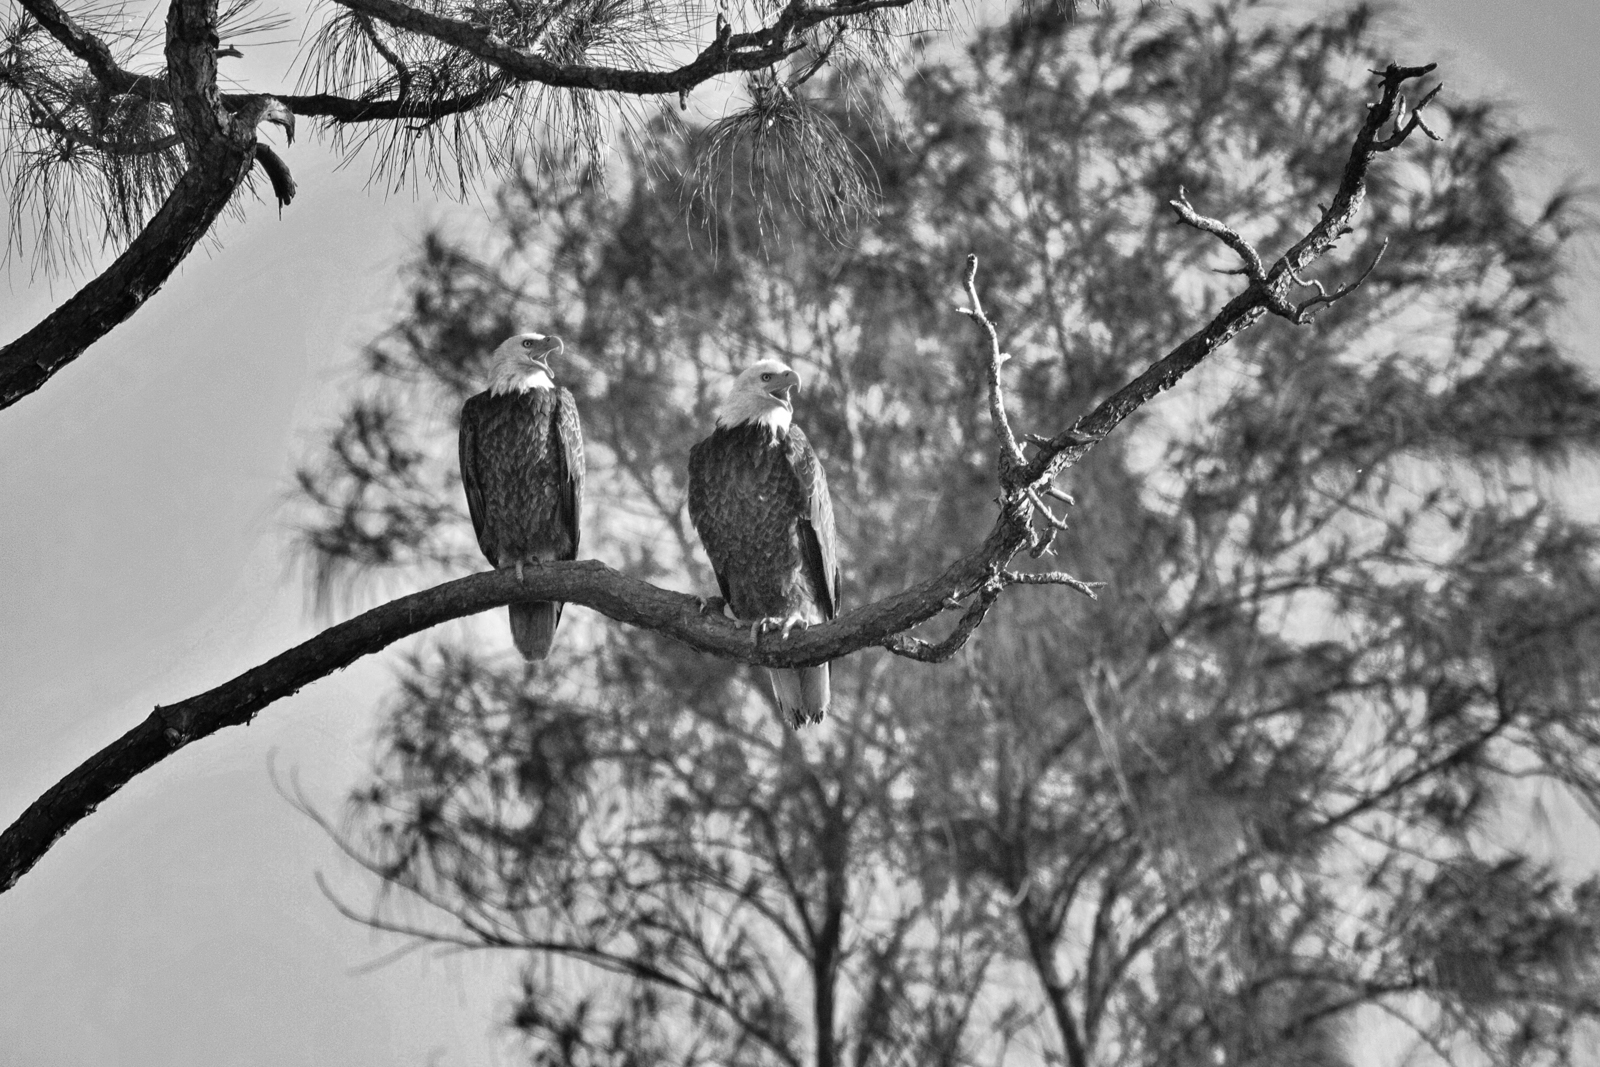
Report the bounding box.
[750,613,810,642]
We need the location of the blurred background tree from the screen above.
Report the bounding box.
[294,1,1600,1063]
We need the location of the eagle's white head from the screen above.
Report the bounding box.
[715,359,801,437]
[488,332,563,395]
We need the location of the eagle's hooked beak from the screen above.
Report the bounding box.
[525,334,563,372]
[769,368,801,410]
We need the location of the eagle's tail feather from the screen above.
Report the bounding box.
[769,664,830,728]
[510,601,562,661]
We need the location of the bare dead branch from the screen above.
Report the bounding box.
[1371,76,1442,151]
[1023,488,1072,558]
[957,254,1027,480]
[1287,239,1388,323]
[1002,570,1103,599]
[1168,185,1266,282]
[1017,61,1440,487]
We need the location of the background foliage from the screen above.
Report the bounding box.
[296,2,1600,1063]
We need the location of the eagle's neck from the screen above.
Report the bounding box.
[489,368,555,396]
[715,391,791,439]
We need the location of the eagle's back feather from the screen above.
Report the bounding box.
[459,386,584,660]
[688,422,839,725]
[688,423,837,623]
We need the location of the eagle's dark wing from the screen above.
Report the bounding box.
[786,424,840,619]
[555,387,585,560]
[687,437,735,604]
[458,392,495,566]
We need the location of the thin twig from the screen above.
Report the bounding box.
[956,255,1027,479]
[1003,570,1103,600]
[1168,185,1266,282]
[1287,240,1388,323]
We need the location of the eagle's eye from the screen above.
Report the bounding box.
[760,372,773,382]
[521,339,535,349]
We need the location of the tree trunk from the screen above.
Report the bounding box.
[1020,904,1089,1067]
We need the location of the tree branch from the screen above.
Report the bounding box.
[0,532,1036,894]
[0,151,253,410]
[957,253,1026,480]
[0,0,297,412]
[15,0,165,99]
[269,81,510,123]
[1016,62,1440,486]
[332,0,917,96]
[16,83,182,154]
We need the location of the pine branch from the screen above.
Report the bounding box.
[0,0,297,412]
[269,81,510,123]
[15,0,165,99]
[331,0,921,96]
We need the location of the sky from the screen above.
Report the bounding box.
[0,2,1597,1065]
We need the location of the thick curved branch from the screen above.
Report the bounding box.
[0,518,1035,894]
[333,0,918,96]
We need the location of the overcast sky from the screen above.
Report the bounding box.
[1,2,1597,1065]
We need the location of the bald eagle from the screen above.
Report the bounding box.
[688,360,840,727]
[459,332,585,660]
